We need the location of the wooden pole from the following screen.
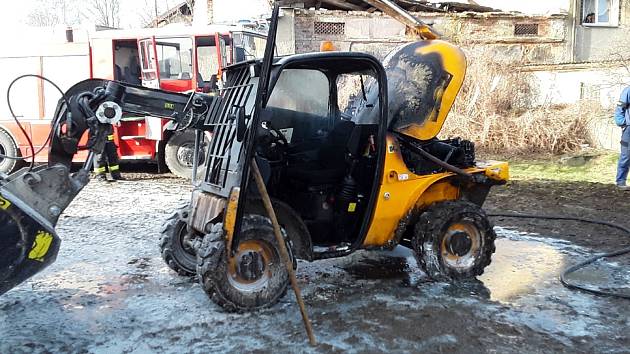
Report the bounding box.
[251,159,317,346]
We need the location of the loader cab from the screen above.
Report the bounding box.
[259,53,387,254]
[197,52,388,259]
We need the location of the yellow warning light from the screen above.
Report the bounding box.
[320,41,336,52]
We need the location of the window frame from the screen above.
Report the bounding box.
[581,0,620,27]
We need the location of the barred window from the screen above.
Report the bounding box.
[514,23,539,36]
[314,21,345,36]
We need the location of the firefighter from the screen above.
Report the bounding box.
[94,125,124,181]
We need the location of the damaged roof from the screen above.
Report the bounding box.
[277,0,498,13]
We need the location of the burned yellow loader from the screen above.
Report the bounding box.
[159,2,508,311]
[0,1,508,311]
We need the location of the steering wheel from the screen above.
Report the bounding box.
[262,121,289,146]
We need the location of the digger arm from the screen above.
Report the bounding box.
[361,0,440,39]
[0,79,213,295]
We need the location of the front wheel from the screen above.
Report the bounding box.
[196,215,290,312]
[412,200,496,281]
[159,204,198,276]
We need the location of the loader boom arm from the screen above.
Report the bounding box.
[0,79,214,295]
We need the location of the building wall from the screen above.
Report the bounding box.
[281,8,571,64]
[574,0,630,62]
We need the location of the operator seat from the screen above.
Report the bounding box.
[288,120,360,185]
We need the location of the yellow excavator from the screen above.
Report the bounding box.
[1,1,508,311]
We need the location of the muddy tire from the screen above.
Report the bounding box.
[196,215,290,312]
[164,130,207,179]
[159,204,197,276]
[412,200,496,281]
[0,129,20,174]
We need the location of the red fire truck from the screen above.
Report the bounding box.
[0,25,266,178]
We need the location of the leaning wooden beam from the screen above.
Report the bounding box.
[251,159,317,346]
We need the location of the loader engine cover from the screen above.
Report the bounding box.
[0,193,60,295]
[384,40,467,141]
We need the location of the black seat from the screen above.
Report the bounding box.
[288,120,357,185]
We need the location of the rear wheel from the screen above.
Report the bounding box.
[412,200,496,281]
[196,215,290,312]
[159,204,197,276]
[0,129,20,174]
[164,130,208,179]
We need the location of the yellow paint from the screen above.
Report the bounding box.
[0,195,11,210]
[348,203,357,212]
[399,40,467,141]
[28,231,54,262]
[223,187,240,256]
[362,133,509,248]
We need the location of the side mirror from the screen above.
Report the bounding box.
[235,106,247,142]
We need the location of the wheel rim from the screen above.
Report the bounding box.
[174,223,197,266]
[440,219,482,270]
[0,142,6,164]
[227,240,276,292]
[176,143,205,168]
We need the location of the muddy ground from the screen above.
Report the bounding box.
[1,170,628,353]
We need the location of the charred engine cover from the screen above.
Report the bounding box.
[0,192,61,295]
[384,40,467,141]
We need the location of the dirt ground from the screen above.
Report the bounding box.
[0,170,628,353]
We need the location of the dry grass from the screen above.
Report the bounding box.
[440,50,600,155]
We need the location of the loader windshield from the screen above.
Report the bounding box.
[267,69,329,117]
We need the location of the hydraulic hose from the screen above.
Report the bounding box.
[488,212,630,300]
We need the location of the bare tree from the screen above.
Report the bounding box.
[27,0,81,27]
[82,0,121,28]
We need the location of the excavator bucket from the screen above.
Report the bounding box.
[0,192,61,295]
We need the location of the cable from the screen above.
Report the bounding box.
[3,74,71,170]
[488,212,630,300]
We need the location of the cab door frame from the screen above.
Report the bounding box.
[137,36,160,89]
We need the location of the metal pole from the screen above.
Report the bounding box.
[251,159,317,346]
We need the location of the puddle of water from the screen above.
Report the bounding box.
[480,238,567,303]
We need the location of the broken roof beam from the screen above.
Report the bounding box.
[361,0,440,39]
[321,0,365,11]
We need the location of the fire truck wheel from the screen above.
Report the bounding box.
[164,130,206,179]
[196,215,290,312]
[160,204,197,276]
[0,129,20,175]
[412,200,496,281]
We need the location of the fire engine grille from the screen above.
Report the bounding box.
[203,65,254,189]
[314,21,345,36]
[514,23,539,36]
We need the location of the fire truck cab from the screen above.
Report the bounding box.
[0,25,266,178]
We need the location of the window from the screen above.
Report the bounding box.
[196,45,219,82]
[514,23,539,36]
[267,69,329,117]
[582,0,619,26]
[314,22,345,36]
[336,73,378,124]
[155,37,193,80]
[232,32,267,63]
